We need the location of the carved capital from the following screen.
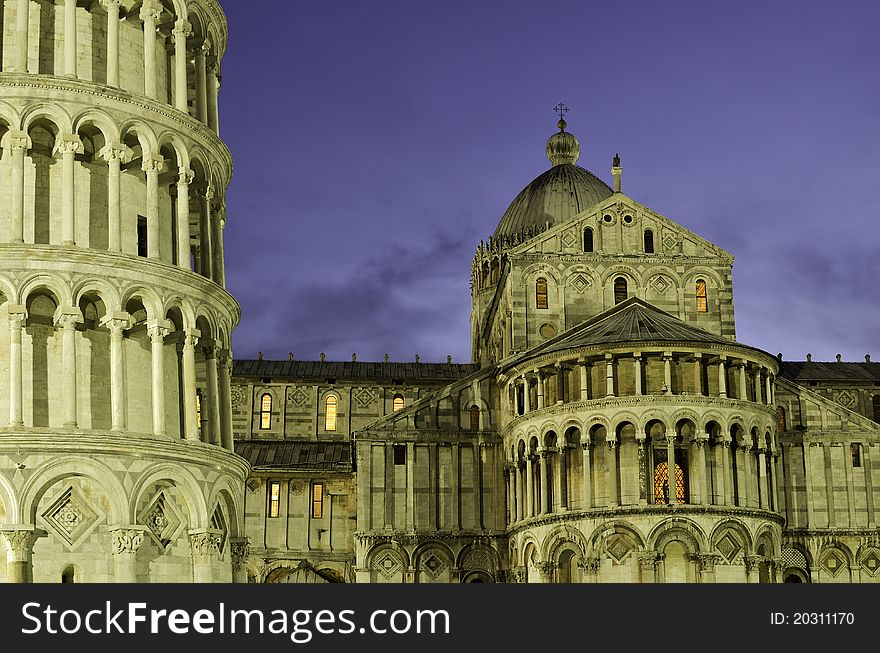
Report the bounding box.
[7,308,27,329]
[101,312,132,335]
[183,329,202,349]
[172,18,192,39]
[230,538,250,571]
[189,530,222,559]
[638,551,660,569]
[577,557,600,573]
[141,155,166,174]
[178,167,195,186]
[744,554,764,573]
[1,529,40,561]
[100,142,129,164]
[4,131,31,152]
[98,0,120,10]
[537,560,557,575]
[606,436,618,450]
[111,528,146,555]
[693,553,721,572]
[201,345,219,360]
[54,309,82,330]
[54,135,83,157]
[139,0,163,23]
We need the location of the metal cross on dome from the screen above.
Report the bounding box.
[553,102,569,119]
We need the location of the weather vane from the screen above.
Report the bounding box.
[553,102,569,119]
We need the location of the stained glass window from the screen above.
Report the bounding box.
[654,461,686,504]
[696,279,708,313]
[325,395,338,431]
[536,278,549,309]
[260,393,272,430]
[614,277,628,305]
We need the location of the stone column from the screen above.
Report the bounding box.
[754,369,762,403]
[515,462,524,522]
[194,42,209,124]
[696,554,720,583]
[217,349,234,450]
[740,439,751,508]
[693,354,703,395]
[147,323,168,436]
[697,434,709,505]
[634,355,643,395]
[173,19,192,112]
[522,375,531,413]
[230,538,250,584]
[717,357,727,398]
[110,527,146,583]
[770,450,780,512]
[14,0,29,73]
[56,135,82,246]
[143,156,165,260]
[539,450,550,514]
[744,555,762,584]
[0,529,40,583]
[665,435,676,503]
[663,353,673,394]
[103,313,130,432]
[451,443,461,530]
[864,444,875,528]
[581,435,592,509]
[558,446,568,510]
[199,186,215,280]
[765,374,773,406]
[140,0,162,99]
[101,143,127,252]
[637,433,648,504]
[63,0,77,77]
[177,168,194,270]
[721,437,732,505]
[525,454,534,518]
[638,552,659,583]
[505,464,515,525]
[6,132,29,244]
[605,354,615,397]
[738,363,747,400]
[535,370,544,409]
[101,0,120,85]
[556,364,565,404]
[182,330,201,441]
[207,58,220,133]
[203,346,222,445]
[189,529,222,583]
[56,309,82,427]
[757,447,768,509]
[212,200,227,287]
[579,359,590,400]
[607,436,619,506]
[7,307,26,427]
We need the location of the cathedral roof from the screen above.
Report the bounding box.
[235,440,352,471]
[779,361,880,383]
[492,119,613,240]
[233,358,479,383]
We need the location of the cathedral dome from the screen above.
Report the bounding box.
[493,119,613,240]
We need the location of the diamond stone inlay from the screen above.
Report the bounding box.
[606,536,631,564]
[290,388,309,408]
[354,387,374,409]
[716,534,742,562]
[571,274,591,293]
[139,491,185,552]
[822,551,845,576]
[651,275,672,294]
[373,551,403,578]
[42,486,103,550]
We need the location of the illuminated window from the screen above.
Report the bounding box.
[644,229,654,254]
[470,405,480,431]
[392,394,405,411]
[312,483,324,519]
[536,278,549,309]
[777,406,786,432]
[325,395,338,431]
[583,227,594,252]
[393,444,406,465]
[260,393,272,430]
[268,481,281,518]
[852,444,862,468]
[696,279,708,313]
[654,461,686,504]
[196,391,203,436]
[614,277,627,305]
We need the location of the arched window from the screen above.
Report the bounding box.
[644,229,654,253]
[654,461,686,504]
[695,279,708,313]
[470,405,481,431]
[61,565,76,583]
[536,277,549,309]
[325,395,338,431]
[260,393,273,430]
[777,406,786,432]
[392,394,405,411]
[196,391,203,436]
[583,227,594,252]
[614,277,628,305]
[873,395,880,423]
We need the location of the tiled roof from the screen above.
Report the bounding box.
[779,361,880,383]
[233,359,480,382]
[235,440,352,471]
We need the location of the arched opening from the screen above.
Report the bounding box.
[558,549,576,584]
[392,394,405,412]
[325,395,338,432]
[663,541,689,583]
[260,393,272,430]
[78,291,111,430]
[535,277,549,309]
[26,118,62,245]
[613,277,627,304]
[873,395,880,423]
[784,573,803,583]
[61,565,76,583]
[644,229,654,254]
[695,279,708,313]
[583,227,594,252]
[25,289,60,427]
[469,405,480,431]
[77,123,109,250]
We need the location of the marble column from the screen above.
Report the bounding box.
[765,374,773,406]
[539,450,550,514]
[101,143,127,252]
[770,450,780,512]
[738,363,747,400]
[182,330,201,441]
[198,186,215,280]
[558,446,568,510]
[207,59,220,133]
[6,132,29,244]
[140,0,163,99]
[581,436,592,509]
[212,200,227,287]
[7,307,26,427]
[173,19,192,112]
[717,357,727,398]
[663,353,673,394]
[665,435,676,503]
[535,371,544,409]
[607,437,619,506]
[203,346,222,446]
[525,454,534,518]
[148,322,169,436]
[721,438,732,505]
[103,313,131,432]
[555,364,565,404]
[605,354,615,397]
[522,375,531,413]
[230,538,250,584]
[697,434,709,505]
[757,447,768,508]
[189,530,222,583]
[194,42,209,124]
[101,0,120,86]
[217,349,234,450]
[515,462,524,522]
[56,135,82,246]
[740,440,751,508]
[693,354,703,396]
[143,156,165,259]
[177,168,194,270]
[0,529,40,583]
[63,0,77,77]
[14,0,29,73]
[754,369,762,403]
[56,309,82,427]
[110,527,146,583]
[579,360,590,400]
[633,355,643,395]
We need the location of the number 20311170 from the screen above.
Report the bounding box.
[770,612,855,625]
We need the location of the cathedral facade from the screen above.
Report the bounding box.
[0,1,878,585]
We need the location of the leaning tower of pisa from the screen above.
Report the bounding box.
[0,0,247,582]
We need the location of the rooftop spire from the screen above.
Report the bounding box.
[546,103,580,166]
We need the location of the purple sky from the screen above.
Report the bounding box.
[219,0,880,365]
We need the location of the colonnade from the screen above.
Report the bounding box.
[8,0,221,133]
[5,306,233,450]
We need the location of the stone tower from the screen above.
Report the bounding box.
[0,0,247,582]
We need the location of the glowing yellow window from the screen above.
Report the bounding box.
[312,483,324,519]
[536,278,549,309]
[392,394,405,411]
[260,393,272,430]
[325,395,338,432]
[696,279,708,313]
[268,481,281,518]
